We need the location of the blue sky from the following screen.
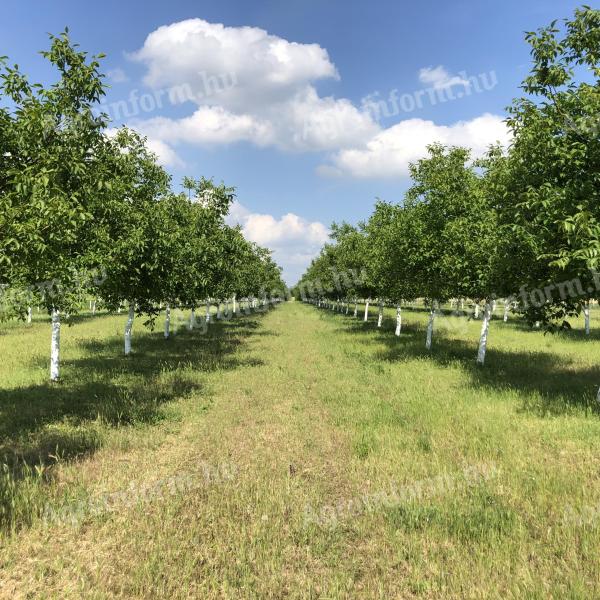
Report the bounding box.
[1,0,585,283]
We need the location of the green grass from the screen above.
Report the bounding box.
[1,301,600,598]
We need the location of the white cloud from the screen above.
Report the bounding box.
[226,201,329,283]
[128,18,378,152]
[130,18,338,113]
[127,20,508,177]
[106,68,129,84]
[131,88,378,152]
[418,66,469,91]
[145,138,185,168]
[323,113,510,179]
[132,106,275,147]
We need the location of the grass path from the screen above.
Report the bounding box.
[1,302,600,598]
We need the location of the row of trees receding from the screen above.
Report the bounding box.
[293,6,600,367]
[0,32,286,380]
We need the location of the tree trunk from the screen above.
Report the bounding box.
[206,300,211,323]
[503,300,509,322]
[217,301,222,319]
[92,299,96,316]
[364,299,370,322]
[164,304,171,338]
[233,295,237,315]
[426,303,436,350]
[189,307,196,330]
[27,306,32,324]
[125,304,134,355]
[377,300,384,327]
[354,299,358,317]
[474,303,479,319]
[50,309,61,381]
[584,302,591,335]
[395,305,402,336]
[476,302,492,366]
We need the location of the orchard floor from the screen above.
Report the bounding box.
[1,301,600,598]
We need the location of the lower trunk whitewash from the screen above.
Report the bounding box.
[164,304,171,339]
[205,301,211,323]
[189,307,196,330]
[425,303,436,350]
[364,299,370,322]
[124,304,135,355]
[474,303,479,319]
[217,301,222,319]
[50,309,61,381]
[584,302,591,335]
[354,300,358,317]
[503,300,509,322]
[377,301,384,327]
[27,306,32,324]
[233,296,237,315]
[476,302,492,365]
[395,305,402,336]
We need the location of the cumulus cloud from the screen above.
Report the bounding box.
[131,106,275,147]
[322,113,510,179]
[127,20,508,177]
[106,68,129,84]
[128,18,378,152]
[418,66,469,91]
[145,138,185,168]
[130,18,338,113]
[226,201,329,283]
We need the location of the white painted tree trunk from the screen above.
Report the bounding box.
[117,306,122,314]
[164,304,171,339]
[364,299,370,322]
[503,300,509,322]
[189,307,196,330]
[491,300,497,314]
[50,309,60,381]
[92,299,96,316]
[584,302,591,335]
[354,300,358,317]
[217,301,222,319]
[461,299,464,310]
[206,301,211,323]
[377,300,384,327]
[426,305,436,350]
[27,306,32,324]
[124,304,134,355]
[476,302,492,366]
[345,301,349,315]
[474,303,479,319]
[233,295,237,315]
[395,305,402,336]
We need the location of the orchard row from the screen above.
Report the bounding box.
[0,32,286,380]
[293,7,600,368]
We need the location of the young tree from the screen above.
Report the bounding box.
[1,31,112,380]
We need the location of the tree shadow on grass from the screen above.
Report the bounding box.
[325,309,600,417]
[0,310,273,470]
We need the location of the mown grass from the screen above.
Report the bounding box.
[0,300,599,598]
